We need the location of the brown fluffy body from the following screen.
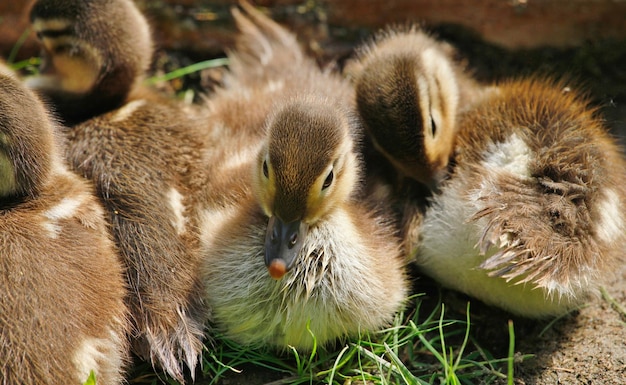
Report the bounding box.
[347,27,498,257]
[26,0,209,380]
[199,2,408,349]
[0,65,128,384]
[418,78,626,316]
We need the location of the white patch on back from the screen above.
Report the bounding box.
[596,188,625,243]
[73,326,124,383]
[263,79,285,93]
[110,99,146,123]
[220,143,261,173]
[199,205,239,250]
[168,187,187,235]
[482,133,532,178]
[43,196,84,238]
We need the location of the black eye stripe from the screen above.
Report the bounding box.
[36,27,74,39]
[262,159,269,178]
[322,170,333,190]
[430,116,437,137]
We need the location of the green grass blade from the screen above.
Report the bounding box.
[82,371,96,385]
[325,344,350,385]
[452,302,472,371]
[383,342,427,385]
[145,58,229,85]
[7,28,31,64]
[507,320,515,385]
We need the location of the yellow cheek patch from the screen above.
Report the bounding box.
[0,150,17,197]
[53,54,101,94]
[305,169,333,223]
[255,157,277,216]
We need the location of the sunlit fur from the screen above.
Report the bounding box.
[418,78,626,317]
[199,2,408,350]
[347,27,495,186]
[24,0,209,380]
[345,27,499,258]
[26,0,152,124]
[0,64,128,384]
[254,98,359,225]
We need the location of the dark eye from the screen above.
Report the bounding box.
[322,170,334,190]
[262,159,269,178]
[430,116,437,137]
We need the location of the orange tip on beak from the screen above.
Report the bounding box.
[268,259,287,280]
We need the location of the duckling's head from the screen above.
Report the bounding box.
[27,0,153,123]
[0,64,54,202]
[253,96,360,278]
[353,30,460,187]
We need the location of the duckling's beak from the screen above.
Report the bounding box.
[264,216,309,280]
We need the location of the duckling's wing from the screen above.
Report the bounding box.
[228,1,304,82]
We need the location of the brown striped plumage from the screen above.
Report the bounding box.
[26,0,209,381]
[0,63,128,385]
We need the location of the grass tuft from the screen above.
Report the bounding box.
[130,293,521,384]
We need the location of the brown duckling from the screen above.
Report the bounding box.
[417,78,626,317]
[26,0,152,125]
[347,26,495,188]
[347,27,496,256]
[0,63,128,384]
[199,2,408,349]
[26,0,208,380]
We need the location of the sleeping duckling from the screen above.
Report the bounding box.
[0,64,128,384]
[199,2,408,350]
[418,78,626,317]
[26,0,152,125]
[347,27,495,256]
[347,27,495,188]
[27,0,208,380]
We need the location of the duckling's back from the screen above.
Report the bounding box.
[418,78,626,317]
[0,64,128,385]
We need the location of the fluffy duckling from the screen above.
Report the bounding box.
[347,27,495,188]
[347,27,494,256]
[199,2,408,350]
[418,78,626,317]
[26,0,152,125]
[0,64,128,384]
[27,0,208,380]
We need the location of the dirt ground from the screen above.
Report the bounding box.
[514,275,626,384]
[448,268,626,385]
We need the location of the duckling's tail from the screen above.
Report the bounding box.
[228,1,305,79]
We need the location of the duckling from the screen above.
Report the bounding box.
[199,2,408,349]
[417,78,626,317]
[0,63,128,384]
[26,0,152,125]
[346,27,494,256]
[26,0,208,380]
[346,26,495,188]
